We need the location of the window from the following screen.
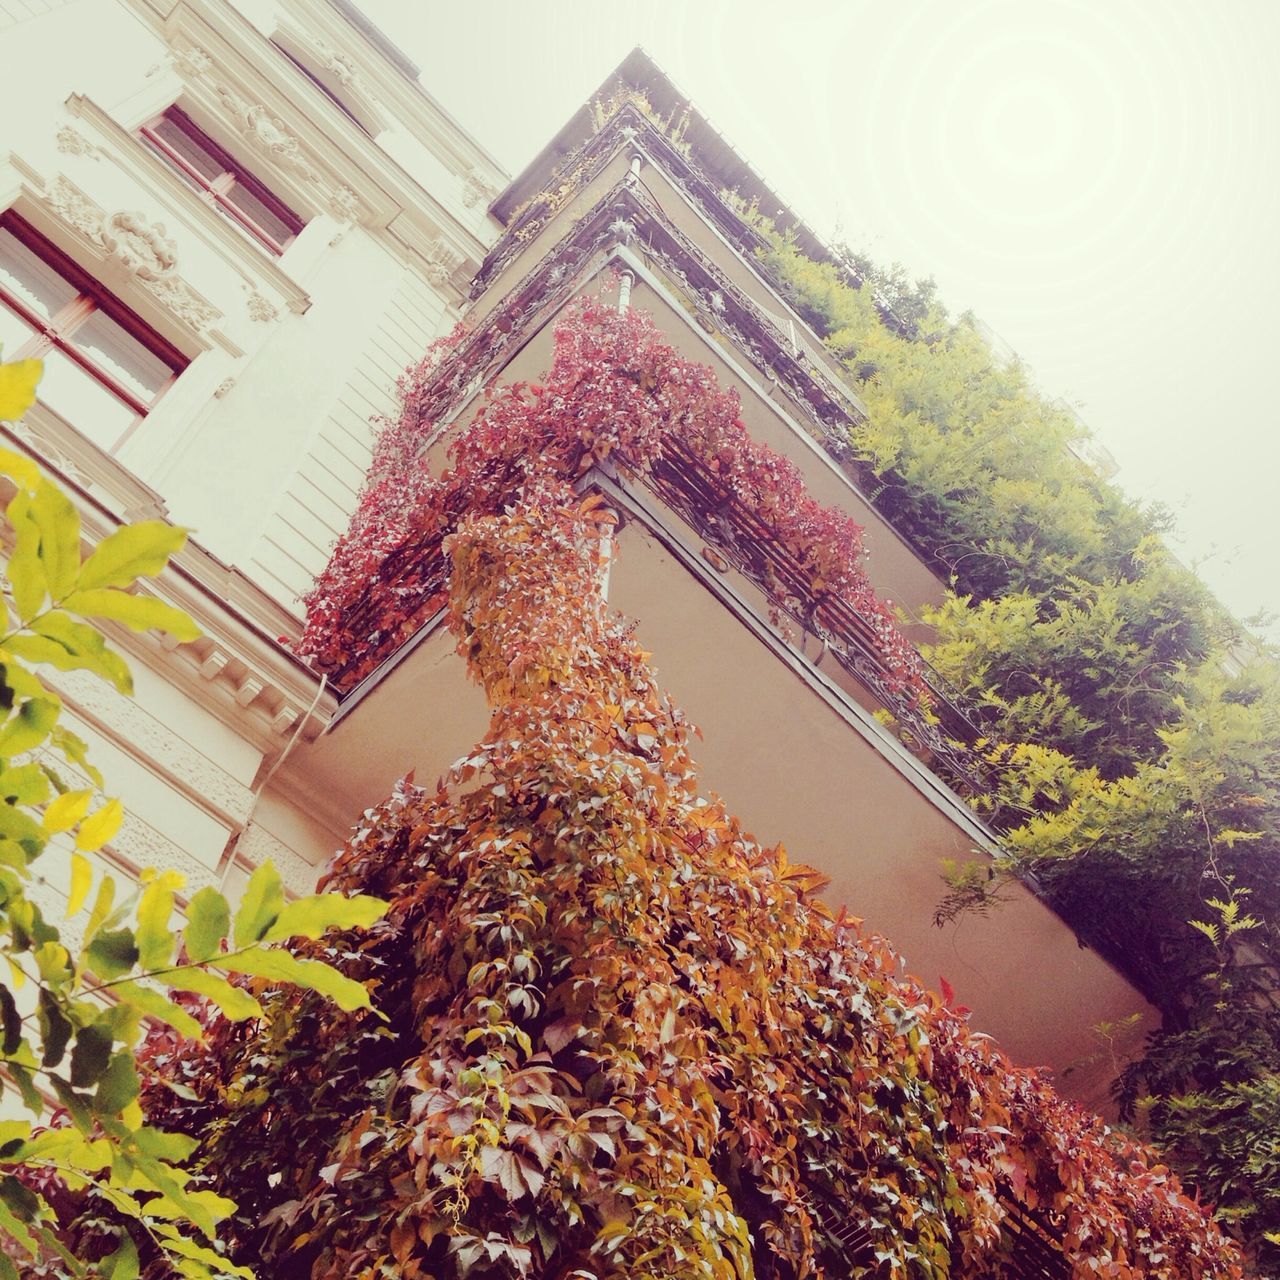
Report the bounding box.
[138,108,305,255]
[0,213,187,453]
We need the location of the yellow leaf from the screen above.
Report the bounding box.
[44,788,92,835]
[76,798,123,852]
[0,358,42,422]
[66,852,92,917]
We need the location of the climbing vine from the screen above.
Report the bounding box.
[299,297,925,702]
[152,497,1241,1279]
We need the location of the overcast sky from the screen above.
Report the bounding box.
[362,0,1279,637]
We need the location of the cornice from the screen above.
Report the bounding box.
[63,94,312,319]
[0,425,336,757]
[283,0,508,192]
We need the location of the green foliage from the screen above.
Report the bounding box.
[0,358,388,1277]
[759,233,1280,1265]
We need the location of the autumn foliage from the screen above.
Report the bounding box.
[298,297,924,700]
[150,495,1242,1279]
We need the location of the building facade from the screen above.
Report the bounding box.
[3,0,1147,1113]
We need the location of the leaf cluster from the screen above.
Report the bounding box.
[0,358,387,1277]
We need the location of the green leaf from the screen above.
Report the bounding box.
[170,966,262,1022]
[66,852,92,917]
[220,948,376,1014]
[262,892,388,942]
[0,1191,38,1258]
[6,490,45,623]
[183,887,230,964]
[62,588,200,643]
[102,1234,139,1280]
[132,1126,199,1164]
[30,475,81,602]
[0,1173,39,1224]
[42,787,91,835]
[51,725,103,789]
[0,762,49,807]
[82,873,118,949]
[86,927,139,981]
[76,521,189,592]
[232,861,284,947]
[95,1051,140,1113]
[112,982,203,1039]
[69,1022,114,1088]
[25,612,132,695]
[134,869,182,971]
[0,359,42,422]
[6,1064,41,1115]
[0,696,60,757]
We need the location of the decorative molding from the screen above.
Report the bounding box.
[169,40,375,225]
[329,183,360,223]
[245,290,278,323]
[46,666,256,826]
[63,94,313,321]
[43,174,222,333]
[422,234,465,289]
[285,24,385,132]
[461,170,498,211]
[171,44,213,77]
[100,208,178,280]
[55,125,98,159]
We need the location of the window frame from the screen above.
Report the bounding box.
[0,212,188,451]
[138,107,306,256]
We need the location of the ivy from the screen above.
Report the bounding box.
[299,297,926,702]
[145,496,1242,1278]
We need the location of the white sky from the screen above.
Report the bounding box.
[362,0,1280,636]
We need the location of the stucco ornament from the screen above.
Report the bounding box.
[422,236,464,290]
[41,177,220,331]
[329,184,361,223]
[47,176,105,239]
[172,44,213,77]
[100,210,179,281]
[246,291,279,323]
[240,106,321,185]
[55,125,97,159]
[461,171,499,211]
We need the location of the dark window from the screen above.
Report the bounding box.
[0,213,187,453]
[139,108,305,255]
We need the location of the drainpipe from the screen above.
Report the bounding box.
[617,269,635,314]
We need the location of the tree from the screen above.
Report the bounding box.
[142,313,1241,1278]
[758,232,1280,1267]
[0,357,387,1278]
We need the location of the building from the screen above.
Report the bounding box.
[2,0,1147,1122]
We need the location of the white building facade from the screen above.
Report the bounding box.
[1,0,503,912]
